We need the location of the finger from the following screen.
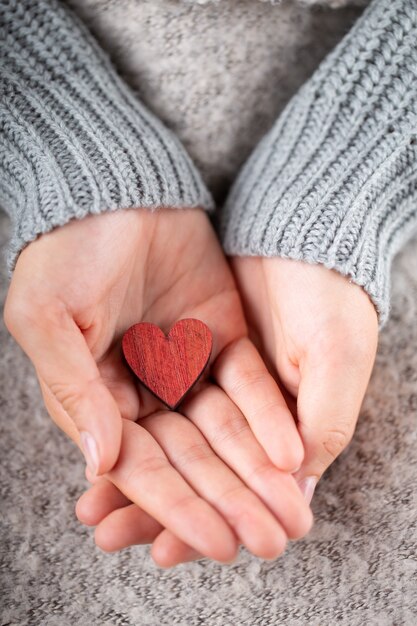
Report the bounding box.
[38,376,79,443]
[142,412,287,559]
[4,296,122,475]
[182,385,313,540]
[38,360,139,444]
[79,480,203,563]
[96,343,141,422]
[107,419,238,563]
[95,503,164,552]
[85,466,100,484]
[78,478,204,564]
[213,338,304,472]
[94,504,203,567]
[151,530,204,567]
[76,479,131,526]
[294,339,377,500]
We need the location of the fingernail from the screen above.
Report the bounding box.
[297,476,317,505]
[80,431,99,475]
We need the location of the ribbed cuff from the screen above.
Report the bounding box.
[219,0,417,328]
[0,0,214,277]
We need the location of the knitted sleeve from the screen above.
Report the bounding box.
[0,0,214,276]
[219,0,417,328]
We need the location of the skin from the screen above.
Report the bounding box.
[3,207,313,565]
[76,254,378,567]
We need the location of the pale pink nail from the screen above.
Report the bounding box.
[297,476,317,505]
[80,431,99,475]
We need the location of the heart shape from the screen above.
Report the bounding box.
[122,318,213,410]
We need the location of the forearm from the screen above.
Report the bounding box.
[0,0,213,276]
[219,0,417,327]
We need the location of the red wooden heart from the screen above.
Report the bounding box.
[122,318,213,410]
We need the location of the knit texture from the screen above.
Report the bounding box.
[1,207,417,625]
[0,0,214,276]
[65,0,365,207]
[220,0,417,328]
[184,0,370,7]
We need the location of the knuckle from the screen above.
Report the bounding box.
[169,493,201,517]
[247,399,283,421]
[211,414,251,447]
[50,383,81,417]
[218,484,250,517]
[124,456,169,490]
[48,377,101,417]
[228,369,267,396]
[175,442,214,469]
[246,461,276,485]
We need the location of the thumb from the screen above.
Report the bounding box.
[293,343,376,503]
[4,298,122,475]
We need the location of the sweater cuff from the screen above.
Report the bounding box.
[0,0,214,277]
[219,0,417,328]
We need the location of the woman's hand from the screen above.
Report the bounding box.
[75,254,377,567]
[230,257,379,501]
[77,405,312,566]
[4,208,312,563]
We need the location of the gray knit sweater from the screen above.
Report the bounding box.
[1,0,417,327]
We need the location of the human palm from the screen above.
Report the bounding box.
[79,253,378,566]
[4,208,312,564]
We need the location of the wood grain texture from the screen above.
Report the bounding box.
[122,318,213,410]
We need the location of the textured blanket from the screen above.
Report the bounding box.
[1,0,417,622]
[1,212,417,626]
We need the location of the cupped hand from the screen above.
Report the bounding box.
[74,250,377,566]
[230,256,379,501]
[4,208,312,563]
[77,400,313,565]
[75,367,314,565]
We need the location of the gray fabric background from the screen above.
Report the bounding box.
[1,0,417,623]
[1,211,417,624]
[65,0,365,204]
